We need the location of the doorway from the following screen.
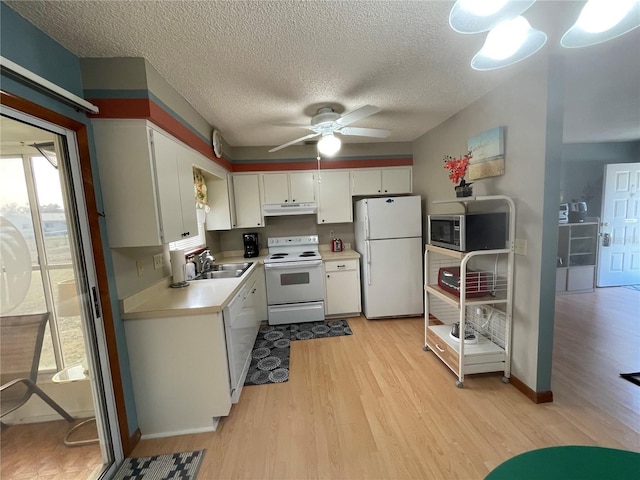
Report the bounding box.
[0,111,122,478]
[597,162,640,287]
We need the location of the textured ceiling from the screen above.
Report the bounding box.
[4,0,640,149]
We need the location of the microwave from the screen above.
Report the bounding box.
[428,213,507,252]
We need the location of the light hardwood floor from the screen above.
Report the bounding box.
[0,418,102,480]
[1,287,638,479]
[130,287,640,480]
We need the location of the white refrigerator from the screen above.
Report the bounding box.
[354,195,424,319]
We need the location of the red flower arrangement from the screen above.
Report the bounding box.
[443,151,473,187]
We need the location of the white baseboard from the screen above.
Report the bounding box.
[140,419,220,440]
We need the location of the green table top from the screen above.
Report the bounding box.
[486,446,640,480]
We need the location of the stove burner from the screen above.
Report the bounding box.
[299,252,317,257]
[270,255,286,259]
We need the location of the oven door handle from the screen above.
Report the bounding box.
[264,260,323,269]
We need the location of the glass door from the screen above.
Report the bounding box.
[0,110,122,479]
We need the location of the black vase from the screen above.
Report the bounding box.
[455,185,473,198]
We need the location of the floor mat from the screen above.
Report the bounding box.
[290,319,352,341]
[620,372,640,386]
[623,284,640,291]
[244,320,352,386]
[112,450,204,480]
[244,325,291,386]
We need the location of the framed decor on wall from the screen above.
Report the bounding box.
[468,126,505,180]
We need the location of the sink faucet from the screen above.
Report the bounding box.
[198,249,215,273]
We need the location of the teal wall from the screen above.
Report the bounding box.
[1,2,138,437]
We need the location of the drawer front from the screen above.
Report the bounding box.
[427,329,459,374]
[324,259,358,272]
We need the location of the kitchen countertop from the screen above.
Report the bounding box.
[121,255,268,320]
[320,248,360,261]
[120,248,359,320]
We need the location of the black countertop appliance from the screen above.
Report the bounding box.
[243,232,260,258]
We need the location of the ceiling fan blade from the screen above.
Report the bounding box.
[336,105,381,127]
[339,126,391,138]
[268,133,320,152]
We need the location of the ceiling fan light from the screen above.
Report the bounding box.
[458,0,509,17]
[317,134,341,156]
[561,0,640,48]
[482,16,530,59]
[471,16,547,70]
[449,0,536,34]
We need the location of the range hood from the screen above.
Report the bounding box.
[263,202,318,216]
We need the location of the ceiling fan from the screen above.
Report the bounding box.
[268,104,391,153]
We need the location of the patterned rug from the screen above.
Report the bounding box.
[244,320,352,387]
[112,450,204,480]
[244,325,291,386]
[290,319,353,341]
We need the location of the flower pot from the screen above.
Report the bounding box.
[455,185,473,198]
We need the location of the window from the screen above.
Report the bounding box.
[0,152,83,370]
[169,209,206,251]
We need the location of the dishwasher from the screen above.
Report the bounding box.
[223,281,260,403]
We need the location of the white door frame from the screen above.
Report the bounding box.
[1,105,124,477]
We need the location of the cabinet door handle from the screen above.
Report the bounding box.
[337,264,346,268]
[435,343,445,353]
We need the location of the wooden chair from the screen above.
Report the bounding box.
[1,313,74,424]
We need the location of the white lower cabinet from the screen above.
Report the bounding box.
[124,266,268,438]
[324,259,361,317]
[125,311,232,438]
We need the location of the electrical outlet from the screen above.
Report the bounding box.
[330,230,335,238]
[514,238,527,256]
[153,254,164,270]
[136,260,144,277]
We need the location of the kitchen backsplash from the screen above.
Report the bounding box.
[217,215,355,252]
[112,216,355,299]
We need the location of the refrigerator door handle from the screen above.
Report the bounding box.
[366,241,372,285]
[365,213,370,240]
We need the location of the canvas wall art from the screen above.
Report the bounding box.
[468,126,505,180]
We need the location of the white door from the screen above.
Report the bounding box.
[597,162,640,286]
[362,237,423,318]
[365,196,422,239]
[0,108,123,478]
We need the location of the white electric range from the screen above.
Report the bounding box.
[264,235,325,325]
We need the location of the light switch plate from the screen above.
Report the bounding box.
[514,238,527,256]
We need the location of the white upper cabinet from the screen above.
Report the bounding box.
[153,131,198,242]
[351,167,412,196]
[205,173,234,231]
[232,174,264,228]
[92,120,197,247]
[317,170,352,224]
[262,171,316,204]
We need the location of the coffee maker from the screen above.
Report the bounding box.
[243,232,260,258]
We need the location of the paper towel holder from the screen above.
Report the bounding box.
[170,249,190,288]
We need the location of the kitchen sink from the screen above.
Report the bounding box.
[194,262,253,280]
